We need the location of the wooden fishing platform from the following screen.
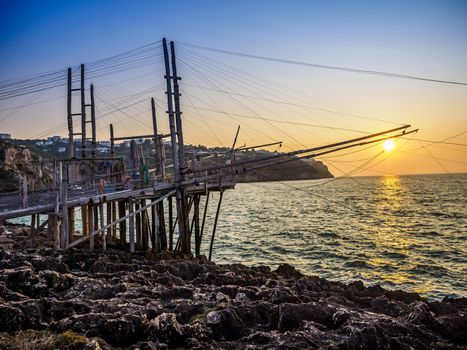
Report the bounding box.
[0,39,236,260]
[0,37,418,259]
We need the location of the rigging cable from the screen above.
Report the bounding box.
[178,41,467,87]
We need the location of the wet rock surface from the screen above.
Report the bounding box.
[0,248,466,349]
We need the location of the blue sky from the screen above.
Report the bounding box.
[1,0,466,175]
[1,0,466,78]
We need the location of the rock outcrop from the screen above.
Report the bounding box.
[0,247,465,349]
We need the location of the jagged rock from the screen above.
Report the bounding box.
[0,245,465,349]
[83,339,102,350]
[53,313,144,347]
[0,303,26,331]
[370,296,405,317]
[64,278,124,300]
[277,302,333,330]
[159,286,193,300]
[0,266,40,297]
[275,263,303,279]
[148,312,184,345]
[38,269,69,290]
[206,308,247,340]
[436,312,467,345]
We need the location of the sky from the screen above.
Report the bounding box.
[1,0,466,176]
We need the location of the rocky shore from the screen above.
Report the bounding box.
[0,230,466,349]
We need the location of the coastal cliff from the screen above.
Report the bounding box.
[0,141,52,193]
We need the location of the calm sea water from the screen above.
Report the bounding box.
[10,174,466,300]
[205,174,467,300]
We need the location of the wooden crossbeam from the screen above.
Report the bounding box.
[66,190,175,249]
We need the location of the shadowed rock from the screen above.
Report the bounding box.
[0,246,465,349]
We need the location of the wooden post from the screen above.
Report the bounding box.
[151,98,162,180]
[59,162,69,249]
[200,192,210,242]
[68,207,75,244]
[90,84,97,159]
[170,41,186,173]
[135,199,141,249]
[106,202,113,245]
[163,38,188,254]
[89,203,94,251]
[110,124,115,158]
[209,191,224,261]
[111,201,117,241]
[54,191,60,249]
[47,214,53,240]
[160,141,166,181]
[129,197,135,253]
[81,205,88,237]
[141,199,148,251]
[151,202,157,252]
[168,196,173,251]
[53,158,57,189]
[22,174,28,208]
[30,214,36,238]
[118,200,126,245]
[99,203,106,251]
[194,195,201,256]
[67,67,74,158]
[80,63,87,158]
[52,215,59,249]
[170,40,190,254]
[159,202,167,250]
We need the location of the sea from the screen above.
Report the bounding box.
[205,173,467,300]
[10,173,467,300]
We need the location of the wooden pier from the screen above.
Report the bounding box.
[0,38,418,259]
[0,38,235,259]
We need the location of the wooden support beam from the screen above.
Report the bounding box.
[194,195,201,256]
[111,133,170,142]
[90,84,97,159]
[89,204,94,251]
[200,192,210,242]
[67,67,74,158]
[163,38,189,254]
[168,196,173,251]
[47,215,53,240]
[67,191,174,249]
[174,197,194,251]
[141,199,148,251]
[81,205,88,237]
[195,125,412,174]
[59,162,69,250]
[68,207,75,244]
[30,214,36,238]
[110,124,115,158]
[135,200,141,250]
[38,217,48,231]
[128,197,135,253]
[151,98,161,179]
[118,200,126,245]
[52,215,59,250]
[209,191,224,261]
[159,202,167,250]
[53,192,60,250]
[99,203,106,251]
[111,201,117,241]
[106,202,113,245]
[80,63,87,158]
[151,202,158,253]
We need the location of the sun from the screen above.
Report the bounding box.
[383,139,395,152]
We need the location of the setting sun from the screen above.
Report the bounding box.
[383,139,395,152]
